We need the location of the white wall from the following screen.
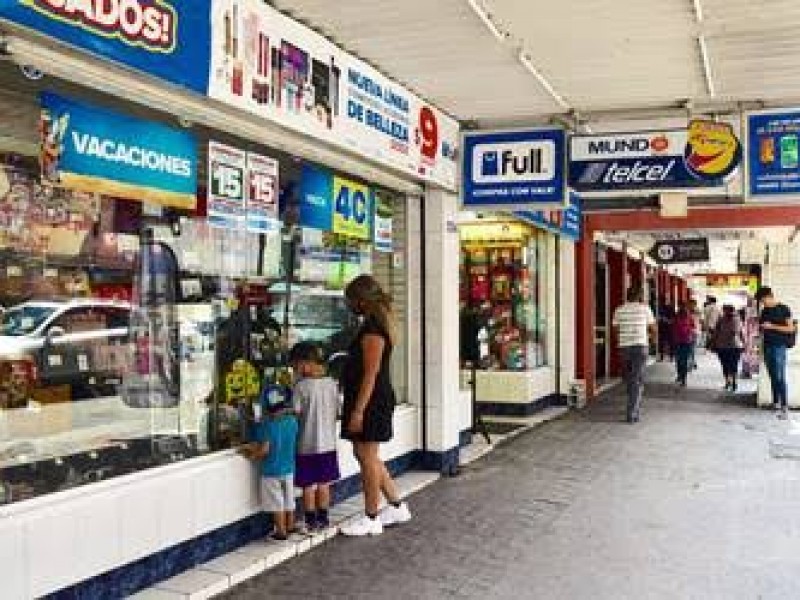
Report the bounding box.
[0,407,419,599]
[423,188,462,452]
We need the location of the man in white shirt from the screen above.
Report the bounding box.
[613,287,657,423]
[703,297,722,339]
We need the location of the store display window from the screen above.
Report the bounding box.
[459,219,549,371]
[0,66,408,505]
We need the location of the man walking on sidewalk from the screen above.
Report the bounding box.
[757,286,796,419]
[613,287,656,423]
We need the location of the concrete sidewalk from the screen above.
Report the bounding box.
[223,358,800,600]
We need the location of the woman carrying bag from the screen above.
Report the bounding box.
[713,305,745,392]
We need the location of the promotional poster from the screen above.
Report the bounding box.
[0,0,211,92]
[207,0,459,189]
[747,110,800,199]
[39,92,198,208]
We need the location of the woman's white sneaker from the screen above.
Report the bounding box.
[380,502,412,527]
[340,515,383,537]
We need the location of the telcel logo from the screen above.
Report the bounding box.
[472,141,555,184]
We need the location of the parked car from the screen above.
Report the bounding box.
[0,298,131,401]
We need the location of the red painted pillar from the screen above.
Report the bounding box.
[575,226,596,400]
[608,249,625,378]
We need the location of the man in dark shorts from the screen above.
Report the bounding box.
[757,287,796,419]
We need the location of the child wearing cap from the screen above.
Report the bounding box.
[289,342,341,531]
[241,385,299,541]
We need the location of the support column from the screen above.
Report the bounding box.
[421,187,461,474]
[575,229,595,399]
[608,248,625,377]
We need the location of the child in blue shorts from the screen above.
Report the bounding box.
[241,385,299,541]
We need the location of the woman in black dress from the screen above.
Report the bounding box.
[339,275,411,537]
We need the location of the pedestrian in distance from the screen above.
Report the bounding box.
[240,387,299,541]
[339,275,411,536]
[673,305,697,387]
[657,298,675,362]
[757,287,797,419]
[613,287,656,423]
[288,341,341,532]
[688,298,703,370]
[712,304,745,393]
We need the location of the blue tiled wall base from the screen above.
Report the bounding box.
[47,447,457,599]
[478,393,567,418]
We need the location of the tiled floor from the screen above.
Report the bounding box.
[130,471,440,599]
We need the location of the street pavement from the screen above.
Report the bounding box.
[223,355,800,600]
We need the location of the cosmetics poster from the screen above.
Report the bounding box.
[208,0,459,190]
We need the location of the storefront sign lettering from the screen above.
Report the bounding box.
[332,176,371,241]
[0,0,210,92]
[23,0,177,51]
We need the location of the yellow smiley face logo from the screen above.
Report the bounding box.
[684,120,742,180]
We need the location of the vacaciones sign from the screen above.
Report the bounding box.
[462,128,567,209]
[570,120,742,192]
[0,0,211,92]
[39,92,197,208]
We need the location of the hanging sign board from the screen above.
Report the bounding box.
[462,128,567,209]
[570,120,742,192]
[207,0,458,189]
[0,0,211,93]
[39,92,197,209]
[746,110,800,199]
[208,141,246,230]
[648,238,709,264]
[246,152,280,233]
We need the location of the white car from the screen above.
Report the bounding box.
[0,299,131,398]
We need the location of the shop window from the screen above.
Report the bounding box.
[0,125,409,505]
[459,220,550,371]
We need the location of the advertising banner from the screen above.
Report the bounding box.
[570,120,742,192]
[299,164,374,241]
[0,0,211,92]
[648,238,709,264]
[747,110,800,199]
[246,151,279,233]
[462,128,567,209]
[373,191,394,253]
[208,141,246,230]
[516,192,582,241]
[39,92,197,208]
[207,0,458,189]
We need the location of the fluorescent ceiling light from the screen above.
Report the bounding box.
[466,0,506,42]
[698,35,716,97]
[692,0,704,23]
[518,50,570,111]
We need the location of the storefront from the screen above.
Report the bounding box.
[0,2,462,597]
[458,200,580,416]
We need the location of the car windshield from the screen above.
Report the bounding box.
[0,305,57,336]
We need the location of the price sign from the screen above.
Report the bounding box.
[417,106,440,162]
[208,141,246,230]
[332,176,372,240]
[246,152,280,233]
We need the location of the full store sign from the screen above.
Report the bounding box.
[462,129,567,209]
[39,92,197,208]
[746,110,800,199]
[207,0,459,190]
[0,0,211,92]
[570,120,742,192]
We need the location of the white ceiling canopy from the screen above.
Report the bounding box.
[273,0,800,130]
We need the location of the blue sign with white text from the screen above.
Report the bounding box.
[748,111,800,198]
[0,0,210,92]
[463,129,567,208]
[299,164,334,231]
[40,92,197,208]
[516,192,582,242]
